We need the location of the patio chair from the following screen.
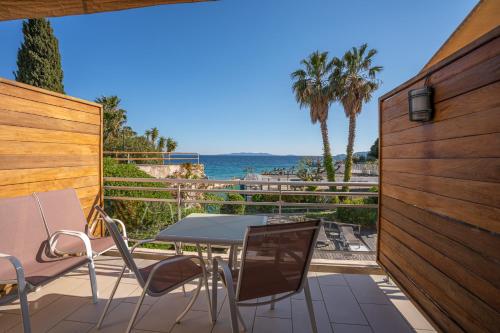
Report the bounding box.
[212,220,322,333]
[94,206,213,333]
[315,224,331,248]
[0,195,98,333]
[339,225,362,249]
[34,188,127,257]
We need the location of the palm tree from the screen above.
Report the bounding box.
[330,44,382,190]
[150,127,159,146]
[166,137,178,152]
[144,129,152,142]
[158,136,166,151]
[291,51,336,183]
[95,96,127,146]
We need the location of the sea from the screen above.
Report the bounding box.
[199,155,320,180]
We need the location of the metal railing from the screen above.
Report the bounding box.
[103,177,378,221]
[104,151,200,164]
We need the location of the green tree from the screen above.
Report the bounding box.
[166,137,178,152]
[150,127,159,146]
[331,44,382,190]
[95,96,127,148]
[14,18,65,93]
[291,51,336,185]
[145,130,152,142]
[368,138,379,160]
[158,136,167,151]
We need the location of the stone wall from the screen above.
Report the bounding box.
[137,163,205,179]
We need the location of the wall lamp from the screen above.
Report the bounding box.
[408,87,434,122]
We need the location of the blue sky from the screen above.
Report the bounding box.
[0,0,477,155]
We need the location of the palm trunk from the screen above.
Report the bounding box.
[320,120,336,189]
[343,114,356,192]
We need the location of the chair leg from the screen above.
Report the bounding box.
[126,286,147,333]
[270,294,276,310]
[304,280,318,333]
[202,268,214,324]
[97,265,126,329]
[236,307,247,332]
[18,282,32,333]
[211,261,218,324]
[88,259,98,304]
[226,291,239,333]
[176,277,203,323]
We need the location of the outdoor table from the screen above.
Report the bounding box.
[155,213,268,268]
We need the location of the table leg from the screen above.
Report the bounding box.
[207,244,213,271]
[228,245,235,269]
[176,242,186,296]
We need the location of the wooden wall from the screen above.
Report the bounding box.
[0,78,103,222]
[378,27,500,332]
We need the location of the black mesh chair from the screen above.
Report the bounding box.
[212,220,322,333]
[94,206,213,333]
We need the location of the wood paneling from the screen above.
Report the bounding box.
[378,28,500,332]
[0,78,102,223]
[0,0,210,21]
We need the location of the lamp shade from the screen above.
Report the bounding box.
[408,87,433,122]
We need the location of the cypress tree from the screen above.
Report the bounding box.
[14,18,65,93]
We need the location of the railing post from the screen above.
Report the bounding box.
[278,183,282,218]
[177,183,182,222]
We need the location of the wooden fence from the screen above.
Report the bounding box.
[0,78,103,223]
[378,27,500,332]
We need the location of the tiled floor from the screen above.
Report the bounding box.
[0,256,436,333]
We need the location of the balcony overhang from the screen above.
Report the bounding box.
[0,0,212,21]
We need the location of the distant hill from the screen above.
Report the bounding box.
[213,151,370,159]
[224,152,274,156]
[334,151,369,161]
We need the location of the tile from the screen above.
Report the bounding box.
[2,277,88,315]
[389,298,435,331]
[65,298,121,324]
[7,295,88,333]
[0,312,21,332]
[192,282,225,313]
[255,296,291,319]
[169,310,212,333]
[253,316,292,333]
[291,276,323,301]
[320,285,367,325]
[212,298,256,333]
[360,303,413,333]
[331,323,373,333]
[344,275,390,305]
[316,273,348,286]
[134,289,194,332]
[47,320,94,333]
[89,301,151,333]
[291,299,332,333]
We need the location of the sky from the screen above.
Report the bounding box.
[0,0,478,155]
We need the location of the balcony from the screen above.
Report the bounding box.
[0,256,434,333]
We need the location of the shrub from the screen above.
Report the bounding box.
[335,187,378,227]
[203,193,224,213]
[103,157,175,239]
[220,193,246,215]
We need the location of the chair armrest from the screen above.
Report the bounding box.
[212,257,234,288]
[112,218,127,239]
[49,230,93,258]
[130,239,155,254]
[0,253,28,290]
